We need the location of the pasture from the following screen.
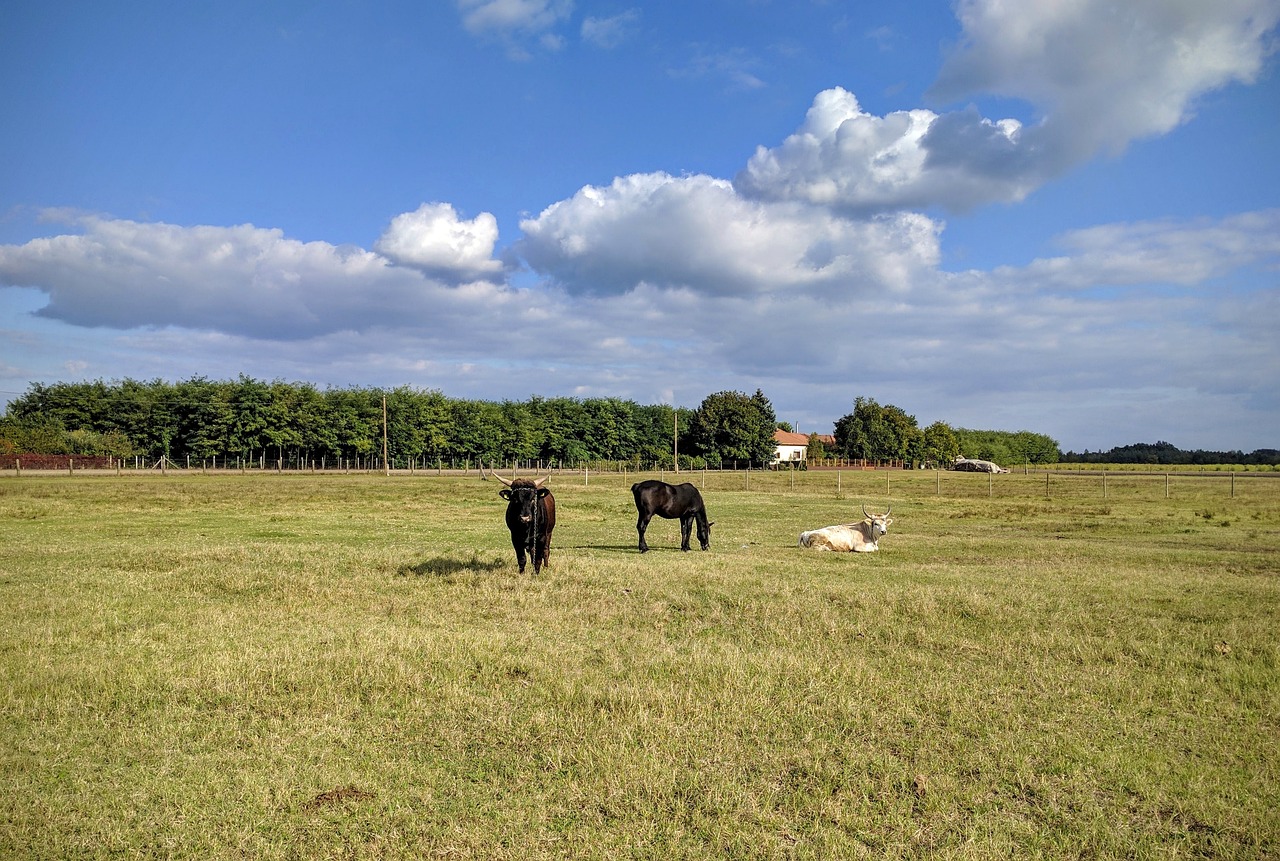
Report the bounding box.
[1,470,1277,859]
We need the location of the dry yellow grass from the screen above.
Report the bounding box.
[1,471,1277,858]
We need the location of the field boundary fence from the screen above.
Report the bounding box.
[5,456,1276,502]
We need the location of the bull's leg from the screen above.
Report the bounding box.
[679,515,693,551]
[636,513,652,553]
[512,535,527,573]
[532,538,549,574]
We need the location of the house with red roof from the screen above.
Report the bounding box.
[772,429,811,464]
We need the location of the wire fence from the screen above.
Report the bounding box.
[5,456,1276,503]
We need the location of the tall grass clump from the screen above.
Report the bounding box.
[1,471,1277,859]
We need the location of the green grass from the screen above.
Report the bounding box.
[1,472,1277,859]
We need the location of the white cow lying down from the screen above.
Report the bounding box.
[798,506,893,552]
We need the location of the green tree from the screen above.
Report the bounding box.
[176,377,234,461]
[953,428,1059,466]
[834,397,921,462]
[323,388,380,460]
[0,414,67,454]
[528,397,590,464]
[448,399,504,465]
[805,432,829,460]
[921,421,960,467]
[688,389,777,466]
[385,386,450,465]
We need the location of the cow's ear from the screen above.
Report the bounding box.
[499,489,512,500]
[884,517,894,526]
[537,488,551,498]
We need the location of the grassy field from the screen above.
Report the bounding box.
[1,471,1277,859]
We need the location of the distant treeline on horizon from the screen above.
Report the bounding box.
[1,377,1270,468]
[1062,441,1279,466]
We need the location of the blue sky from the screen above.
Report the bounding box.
[2,0,1278,452]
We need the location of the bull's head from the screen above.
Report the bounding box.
[483,461,551,523]
[862,505,893,538]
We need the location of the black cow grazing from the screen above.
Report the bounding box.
[631,479,713,553]
[483,463,556,574]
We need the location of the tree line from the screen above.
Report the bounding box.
[1061,440,1279,466]
[0,378,784,469]
[1,379,1082,470]
[820,396,1061,467]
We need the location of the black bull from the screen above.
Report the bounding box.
[632,479,713,552]
[485,466,556,574]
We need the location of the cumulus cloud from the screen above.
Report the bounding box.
[374,203,505,283]
[735,88,1036,213]
[932,0,1280,158]
[737,2,1280,213]
[0,215,513,340]
[517,171,941,297]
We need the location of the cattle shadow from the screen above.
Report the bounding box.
[563,543,726,554]
[397,555,508,578]
[562,543,641,553]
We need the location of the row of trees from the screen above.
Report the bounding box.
[0,378,781,469]
[1,379,1077,470]
[825,397,1061,466]
[1062,441,1280,466]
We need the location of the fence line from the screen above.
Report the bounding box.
[6,460,1276,503]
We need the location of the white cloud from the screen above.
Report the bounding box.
[2,200,1277,450]
[374,203,505,283]
[735,88,1035,213]
[932,0,1280,158]
[1005,210,1280,291]
[457,0,572,36]
[516,171,941,297]
[737,2,1280,213]
[581,9,640,49]
[456,0,573,56]
[0,215,512,340]
[669,45,767,91]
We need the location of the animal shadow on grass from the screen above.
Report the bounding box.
[565,543,643,553]
[398,555,507,579]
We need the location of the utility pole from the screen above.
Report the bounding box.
[382,394,390,477]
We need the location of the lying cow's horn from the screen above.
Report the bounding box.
[884,505,891,517]
[862,504,872,519]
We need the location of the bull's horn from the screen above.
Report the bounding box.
[533,474,551,488]
[480,459,513,487]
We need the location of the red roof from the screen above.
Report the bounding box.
[773,430,810,446]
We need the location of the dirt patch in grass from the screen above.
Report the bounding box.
[304,785,375,811]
